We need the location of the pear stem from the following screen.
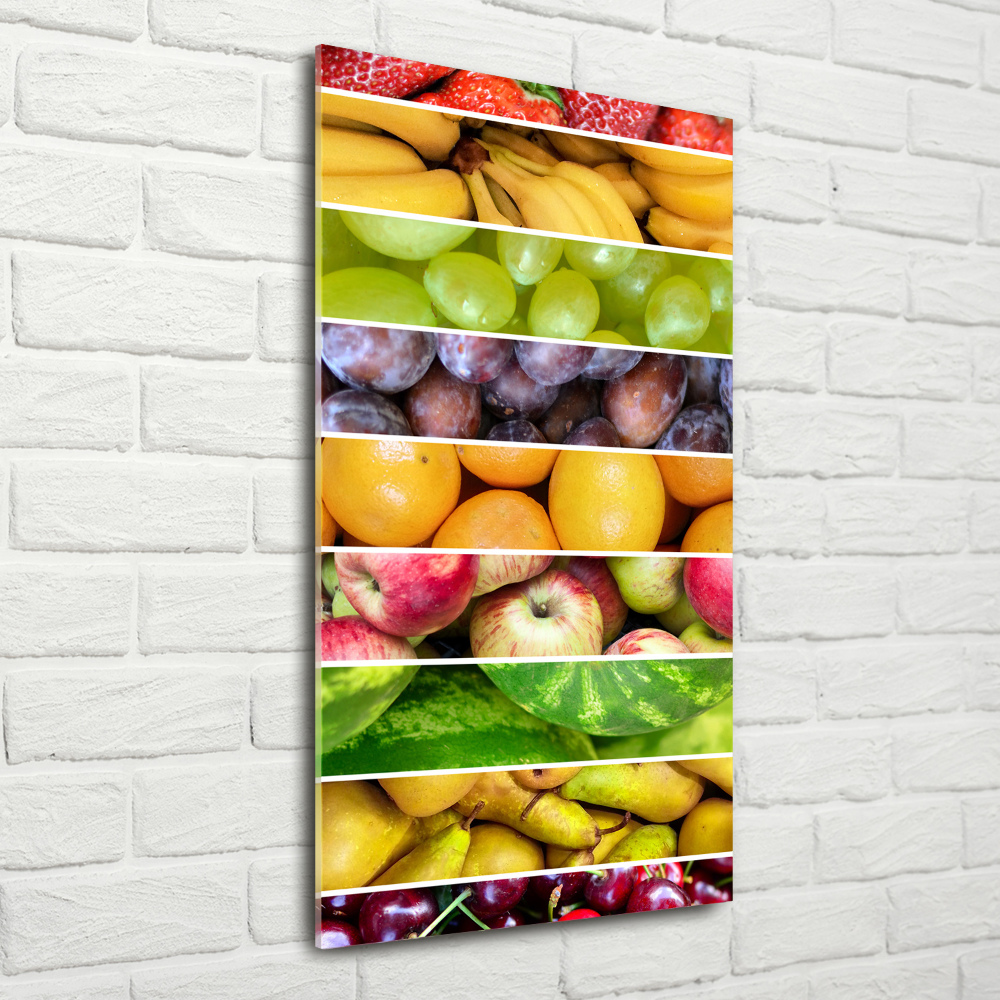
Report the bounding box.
[521,791,546,821]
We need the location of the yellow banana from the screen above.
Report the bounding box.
[319,92,460,161]
[543,174,609,238]
[320,170,474,219]
[708,240,733,255]
[321,127,426,176]
[645,205,732,251]
[593,162,655,217]
[461,169,512,226]
[480,150,585,236]
[545,130,624,166]
[618,141,732,176]
[323,115,383,134]
[483,175,524,226]
[631,161,732,223]
[479,125,560,166]
[551,159,643,242]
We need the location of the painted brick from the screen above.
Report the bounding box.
[3,667,245,763]
[262,71,311,162]
[1,975,127,1000]
[899,559,1000,633]
[973,334,1000,401]
[251,662,311,749]
[736,478,823,557]
[138,563,310,653]
[966,642,1000,711]
[17,45,256,154]
[980,173,1000,244]
[910,83,1000,165]
[811,954,958,1000]
[668,0,828,57]
[10,459,248,553]
[964,797,1000,867]
[889,871,1000,951]
[141,364,311,459]
[13,250,255,359]
[734,807,813,891]
[903,410,1000,480]
[988,23,1000,92]
[132,959,356,1000]
[734,645,815,725]
[259,271,312,363]
[734,306,826,392]
[737,726,890,805]
[485,0,664,31]
[0,359,133,451]
[248,856,312,944]
[910,247,1000,326]
[0,565,132,658]
[144,162,311,264]
[893,718,1000,791]
[0,864,244,973]
[615,980,809,1000]
[0,0,143,39]
[0,145,138,249]
[0,42,12,125]
[960,947,1000,999]
[0,773,127,869]
[133,761,307,856]
[736,133,830,222]
[972,488,1000,551]
[254,463,310,553]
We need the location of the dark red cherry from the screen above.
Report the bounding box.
[559,908,601,921]
[457,909,527,931]
[700,856,733,876]
[321,892,367,922]
[688,873,732,905]
[584,866,636,914]
[528,871,587,906]
[627,878,691,912]
[318,918,362,948]
[467,877,530,918]
[359,888,438,943]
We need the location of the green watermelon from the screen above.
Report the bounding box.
[317,664,419,760]
[479,658,732,736]
[320,665,597,776]
[593,696,733,758]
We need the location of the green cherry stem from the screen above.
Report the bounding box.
[455,901,490,931]
[419,888,473,937]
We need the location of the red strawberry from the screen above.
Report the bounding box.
[413,72,565,126]
[648,108,733,154]
[318,46,452,98]
[557,90,659,139]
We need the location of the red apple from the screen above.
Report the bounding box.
[679,620,733,653]
[335,552,480,636]
[604,627,690,656]
[684,557,733,639]
[473,554,554,597]
[470,569,603,658]
[553,556,628,645]
[319,618,417,661]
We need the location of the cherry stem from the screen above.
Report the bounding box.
[418,888,472,938]
[455,900,490,931]
[547,884,563,923]
[684,859,695,878]
[716,876,733,887]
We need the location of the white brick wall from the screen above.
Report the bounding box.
[0,0,997,996]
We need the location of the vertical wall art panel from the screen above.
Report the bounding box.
[314,45,734,948]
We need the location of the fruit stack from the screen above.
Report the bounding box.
[314,44,734,948]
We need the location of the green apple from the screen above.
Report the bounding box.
[679,620,733,653]
[655,591,702,636]
[606,555,684,615]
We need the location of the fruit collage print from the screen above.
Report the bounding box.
[315,46,734,948]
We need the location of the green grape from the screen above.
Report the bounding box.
[496,231,564,285]
[596,250,672,322]
[389,258,430,284]
[474,228,500,262]
[644,275,711,349]
[320,209,387,274]
[423,252,516,331]
[563,241,637,280]
[686,258,733,315]
[340,211,474,261]
[321,267,437,327]
[528,269,600,341]
[615,320,649,347]
[501,313,529,336]
[689,312,733,354]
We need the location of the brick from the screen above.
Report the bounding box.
[486,0,663,31]
[734,807,813,891]
[10,459,248,553]
[13,250,255,359]
[0,0,143,39]
[734,885,886,972]
[889,871,1000,951]
[966,642,1000,710]
[17,46,256,154]
[743,396,899,478]
[149,0,373,60]
[893,718,1000,791]
[734,646,816,725]
[0,42,10,126]
[0,864,243,973]
[973,334,1000,401]
[754,59,906,149]
[0,773,127,868]
[134,761,307,856]
[144,162,310,264]
[0,359,133,451]
[141,364,311,459]
[910,247,1000,326]
[816,798,961,880]
[670,0,829,56]
[903,410,1000,480]
[910,83,1000,165]
[741,562,897,640]
[139,563,310,653]
[818,643,964,718]
[262,72,310,162]
[251,662,310,749]
[827,317,970,401]
[254,463,310,552]
[899,559,1000,633]
[960,947,1000,999]
[3,667,244,763]
[734,306,825,392]
[825,482,967,554]
[736,478,823,557]
[0,566,131,658]
[1,974,127,1000]
[259,271,311,363]
[736,133,830,222]
[132,959,355,1000]
[738,726,889,805]
[561,905,731,997]
[970,486,1000,551]
[987,24,1000,92]
[833,0,980,84]
[248,856,312,944]
[750,224,906,315]
[832,154,979,241]
[812,954,958,1000]
[964,797,1000,867]
[0,146,137,249]
[980,173,1000,244]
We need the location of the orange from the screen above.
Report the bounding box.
[548,451,664,551]
[659,491,691,545]
[681,501,732,553]
[321,437,460,547]
[319,498,337,546]
[432,490,559,549]
[655,454,732,508]
[456,442,557,488]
